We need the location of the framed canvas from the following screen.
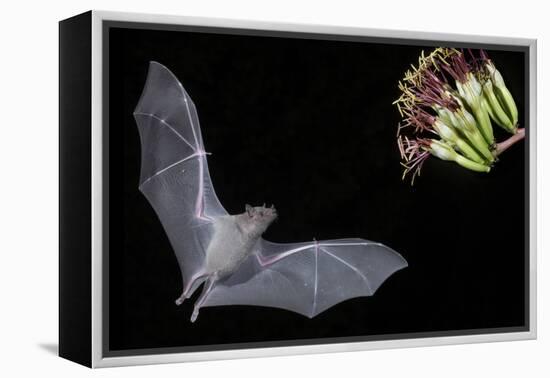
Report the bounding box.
[59,10,537,368]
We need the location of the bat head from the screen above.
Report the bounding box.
[240,203,278,237]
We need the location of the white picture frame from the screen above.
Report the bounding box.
[59,10,537,368]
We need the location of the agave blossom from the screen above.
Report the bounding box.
[394,47,524,184]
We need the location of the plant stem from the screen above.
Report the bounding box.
[493,128,525,157]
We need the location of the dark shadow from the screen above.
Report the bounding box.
[38,343,58,356]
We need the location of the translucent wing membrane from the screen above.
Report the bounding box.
[204,238,408,318]
[135,61,204,158]
[133,62,228,289]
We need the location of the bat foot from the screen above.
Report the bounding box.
[175,296,186,306]
[175,288,196,305]
[190,309,199,322]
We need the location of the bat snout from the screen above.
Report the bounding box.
[267,204,277,217]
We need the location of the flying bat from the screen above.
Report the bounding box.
[133,62,408,322]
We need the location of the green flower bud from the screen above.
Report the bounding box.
[429,139,456,161]
[429,140,490,173]
[482,80,515,132]
[486,63,505,87]
[448,108,495,163]
[432,119,485,163]
[455,74,494,145]
[486,63,519,128]
[481,96,497,124]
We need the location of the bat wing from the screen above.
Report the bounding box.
[133,62,228,290]
[202,238,407,318]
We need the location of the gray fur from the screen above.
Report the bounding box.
[181,205,277,321]
[204,205,277,277]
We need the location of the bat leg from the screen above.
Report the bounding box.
[175,274,208,305]
[190,276,217,322]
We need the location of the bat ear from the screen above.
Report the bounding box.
[245,204,253,216]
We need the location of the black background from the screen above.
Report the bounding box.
[107,25,527,353]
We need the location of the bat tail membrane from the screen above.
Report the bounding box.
[201,238,407,318]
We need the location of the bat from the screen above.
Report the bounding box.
[133,61,408,322]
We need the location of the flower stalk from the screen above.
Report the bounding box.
[493,128,525,156]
